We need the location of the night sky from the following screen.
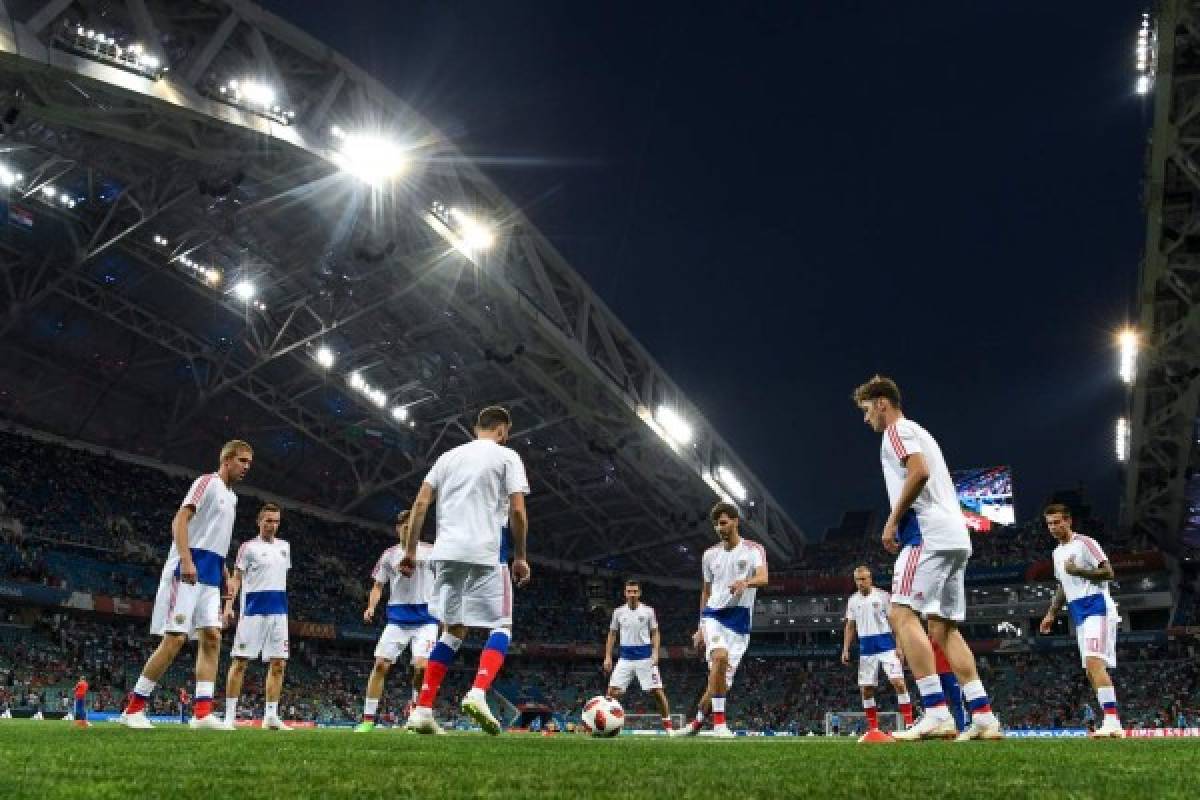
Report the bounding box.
[267,1,1148,538]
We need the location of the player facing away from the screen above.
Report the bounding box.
[853,376,1002,741]
[401,405,531,735]
[603,579,672,731]
[355,510,440,733]
[122,440,253,730]
[72,677,89,728]
[222,502,292,730]
[1039,504,1124,737]
[674,501,768,739]
[841,566,914,738]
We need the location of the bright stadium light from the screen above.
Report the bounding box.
[240,81,276,108]
[1135,11,1156,95]
[331,130,409,186]
[391,405,409,422]
[654,405,694,446]
[449,208,496,253]
[204,268,221,287]
[0,165,16,187]
[314,345,336,369]
[1118,329,1138,384]
[1116,417,1129,462]
[348,371,366,391]
[715,465,748,502]
[369,388,387,408]
[232,280,256,301]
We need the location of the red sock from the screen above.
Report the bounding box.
[125,695,147,715]
[713,711,726,726]
[866,707,879,730]
[900,703,914,725]
[472,648,506,692]
[662,717,673,730]
[194,699,212,719]
[418,660,448,708]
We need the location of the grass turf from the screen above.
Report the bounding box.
[0,720,1192,799]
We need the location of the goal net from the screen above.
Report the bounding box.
[823,711,904,736]
[624,713,685,734]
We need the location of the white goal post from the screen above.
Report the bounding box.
[625,713,686,733]
[824,711,904,736]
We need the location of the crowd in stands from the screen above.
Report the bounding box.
[2,427,1198,733]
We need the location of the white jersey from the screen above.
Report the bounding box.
[164,472,238,587]
[425,438,530,565]
[610,603,658,660]
[880,418,971,553]
[372,541,438,626]
[234,536,291,616]
[844,588,896,655]
[1052,533,1115,625]
[701,538,767,634]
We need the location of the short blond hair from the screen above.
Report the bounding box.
[220,439,253,461]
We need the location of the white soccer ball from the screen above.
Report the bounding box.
[581,695,624,738]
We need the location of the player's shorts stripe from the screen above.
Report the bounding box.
[900,545,922,595]
[887,425,907,459]
[167,577,179,613]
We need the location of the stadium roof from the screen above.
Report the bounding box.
[0,0,807,574]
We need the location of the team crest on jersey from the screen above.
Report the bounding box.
[173,613,186,625]
[737,559,748,570]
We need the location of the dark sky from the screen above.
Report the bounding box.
[267,1,1147,538]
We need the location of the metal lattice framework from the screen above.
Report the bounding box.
[0,0,806,573]
[1123,0,1200,549]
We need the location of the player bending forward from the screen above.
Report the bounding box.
[122,440,253,729]
[402,406,531,735]
[853,376,1002,741]
[842,566,914,738]
[356,510,440,732]
[223,502,292,730]
[1039,504,1124,738]
[674,501,768,739]
[603,579,672,731]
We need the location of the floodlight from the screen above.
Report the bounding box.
[1115,417,1129,462]
[369,388,387,408]
[240,81,275,108]
[348,372,366,391]
[232,280,256,301]
[314,346,336,369]
[654,405,693,446]
[139,54,160,70]
[1118,329,1138,384]
[40,184,56,197]
[391,405,409,422]
[204,268,221,287]
[0,166,16,187]
[715,465,748,502]
[450,208,496,253]
[331,132,409,186]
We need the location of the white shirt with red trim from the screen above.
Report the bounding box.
[162,473,238,586]
[880,418,970,553]
[702,538,767,612]
[1052,533,1114,608]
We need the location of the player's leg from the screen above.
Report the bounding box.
[123,634,186,718]
[651,688,672,730]
[263,658,288,728]
[929,638,964,731]
[409,564,466,733]
[125,575,195,724]
[883,652,914,726]
[860,683,879,731]
[640,662,671,731]
[406,623,436,716]
[189,625,223,726]
[1083,615,1122,736]
[358,657,393,731]
[608,658,633,701]
[459,564,513,735]
[890,549,958,740]
[224,656,249,724]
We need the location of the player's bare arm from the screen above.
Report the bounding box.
[881,451,929,553]
[509,491,531,587]
[730,563,768,596]
[172,505,197,584]
[1064,557,1115,582]
[650,625,661,666]
[222,568,242,628]
[603,629,616,673]
[692,582,711,649]
[401,482,435,575]
[363,581,384,623]
[842,618,856,665]
[1040,585,1067,634]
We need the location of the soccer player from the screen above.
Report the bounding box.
[355,510,439,733]
[222,502,292,731]
[401,406,531,735]
[674,501,768,739]
[1038,504,1123,737]
[179,687,191,725]
[852,376,1002,740]
[841,566,914,738]
[72,677,89,728]
[603,579,672,731]
[121,440,253,729]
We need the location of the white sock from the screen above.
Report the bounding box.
[961,679,997,725]
[896,693,911,705]
[364,698,379,717]
[440,632,463,651]
[265,701,278,719]
[133,675,157,696]
[1097,686,1118,718]
[862,697,876,709]
[195,681,214,700]
[410,688,418,703]
[711,696,726,714]
[226,698,238,719]
[692,710,705,726]
[915,675,951,719]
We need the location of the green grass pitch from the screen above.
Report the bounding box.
[0,720,1193,799]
